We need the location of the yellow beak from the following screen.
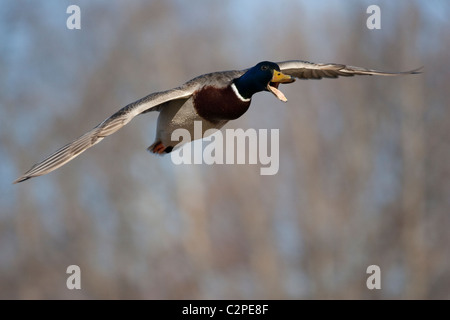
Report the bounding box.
[267,71,295,102]
[271,71,295,83]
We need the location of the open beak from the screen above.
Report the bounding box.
[267,71,295,102]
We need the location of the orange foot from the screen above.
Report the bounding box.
[148,141,166,154]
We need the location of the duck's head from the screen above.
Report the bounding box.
[234,61,295,102]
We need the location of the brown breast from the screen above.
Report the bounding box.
[193,85,251,122]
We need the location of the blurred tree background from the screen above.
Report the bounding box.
[1,0,448,299]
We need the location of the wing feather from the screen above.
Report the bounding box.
[14,86,195,183]
[277,60,422,80]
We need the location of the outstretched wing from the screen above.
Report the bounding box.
[277,60,423,80]
[14,85,196,183]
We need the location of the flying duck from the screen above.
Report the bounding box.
[13,60,421,183]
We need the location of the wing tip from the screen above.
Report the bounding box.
[380,66,424,75]
[408,66,424,74]
[13,175,30,184]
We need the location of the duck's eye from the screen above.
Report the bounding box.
[261,65,269,71]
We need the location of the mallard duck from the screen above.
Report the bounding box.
[13,60,421,183]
